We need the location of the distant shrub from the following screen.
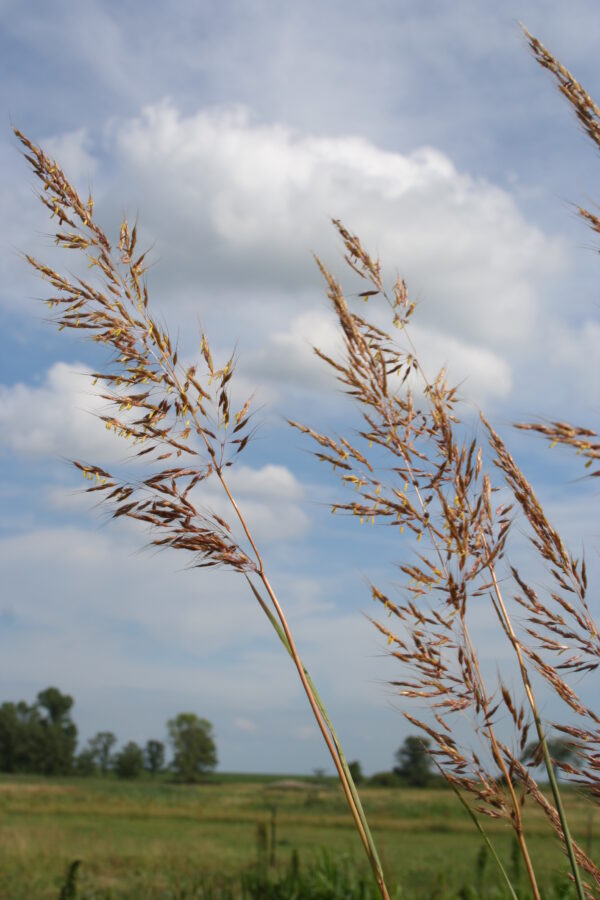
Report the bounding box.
[369,771,402,788]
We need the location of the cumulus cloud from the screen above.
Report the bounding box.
[0,362,117,460]
[36,98,586,416]
[245,309,343,392]
[0,361,310,544]
[41,128,98,185]
[9,100,595,416]
[225,464,304,501]
[200,466,309,544]
[0,362,305,547]
[246,308,512,405]
[409,324,513,404]
[106,102,563,348]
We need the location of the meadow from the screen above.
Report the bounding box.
[0,774,594,898]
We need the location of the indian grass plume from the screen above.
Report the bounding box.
[513,21,600,815]
[293,205,599,898]
[291,229,548,896]
[516,26,600,479]
[14,128,390,900]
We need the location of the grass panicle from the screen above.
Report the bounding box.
[292,30,600,893]
[13,129,389,899]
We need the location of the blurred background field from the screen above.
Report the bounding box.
[0,774,594,898]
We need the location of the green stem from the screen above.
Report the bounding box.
[442,773,518,900]
[534,718,586,900]
[244,574,387,894]
[485,561,585,899]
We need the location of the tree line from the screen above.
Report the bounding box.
[2,688,571,787]
[0,688,435,786]
[0,687,217,781]
[353,734,577,789]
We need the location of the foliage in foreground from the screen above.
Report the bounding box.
[48,851,588,900]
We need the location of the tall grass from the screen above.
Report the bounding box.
[14,24,599,900]
[12,127,388,896]
[290,28,600,900]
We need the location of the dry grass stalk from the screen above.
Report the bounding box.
[292,232,546,896]
[14,129,390,900]
[293,205,599,895]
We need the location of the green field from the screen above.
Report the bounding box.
[0,773,595,898]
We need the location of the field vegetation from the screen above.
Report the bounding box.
[0,774,593,898]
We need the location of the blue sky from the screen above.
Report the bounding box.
[1,0,599,774]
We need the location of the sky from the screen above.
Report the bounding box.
[0,0,599,775]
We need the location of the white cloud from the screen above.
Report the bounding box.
[9,99,596,419]
[245,309,343,392]
[225,464,304,501]
[0,360,310,545]
[551,319,600,401]
[233,717,257,733]
[44,99,590,418]
[195,461,309,544]
[41,128,98,186]
[246,308,512,405]
[409,324,513,404]
[0,362,117,461]
[0,524,266,658]
[106,101,563,352]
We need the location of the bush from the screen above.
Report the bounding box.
[369,771,402,788]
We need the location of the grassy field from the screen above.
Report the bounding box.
[0,773,596,898]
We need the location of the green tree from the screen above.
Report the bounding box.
[74,748,97,776]
[88,731,117,774]
[0,688,77,775]
[36,687,77,775]
[145,739,165,775]
[0,702,19,771]
[394,736,432,787]
[0,700,42,773]
[37,687,73,727]
[167,714,217,781]
[348,760,364,785]
[115,741,144,779]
